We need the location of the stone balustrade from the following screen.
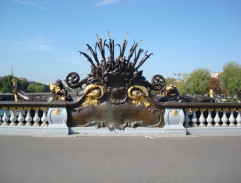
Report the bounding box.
[0,101,68,135]
[0,101,241,136]
[0,106,48,126]
[184,108,241,128]
[163,102,241,136]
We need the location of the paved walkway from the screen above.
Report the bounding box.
[0,135,241,183]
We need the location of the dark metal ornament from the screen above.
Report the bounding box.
[66,33,166,130]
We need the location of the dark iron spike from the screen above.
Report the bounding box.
[104,42,112,62]
[98,39,106,62]
[135,51,153,71]
[102,40,106,61]
[120,40,127,58]
[79,51,96,67]
[99,38,105,55]
[116,44,122,57]
[127,41,137,63]
[105,43,110,49]
[97,43,103,61]
[106,39,113,61]
[133,48,144,67]
[86,44,100,65]
[109,40,112,59]
[119,32,129,58]
[95,42,98,54]
[112,40,115,61]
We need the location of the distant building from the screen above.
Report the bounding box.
[210,72,222,78]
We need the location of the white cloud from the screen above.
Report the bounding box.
[95,0,119,7]
[13,0,47,10]
[18,36,54,51]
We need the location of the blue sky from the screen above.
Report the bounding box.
[0,0,240,84]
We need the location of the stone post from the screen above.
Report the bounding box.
[163,108,186,135]
[46,107,68,135]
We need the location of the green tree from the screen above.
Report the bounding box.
[220,61,241,98]
[27,82,49,93]
[188,68,211,95]
[18,79,29,92]
[165,77,177,86]
[0,75,49,93]
[175,74,191,95]
[0,75,15,93]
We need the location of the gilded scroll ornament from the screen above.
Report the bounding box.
[128,85,150,107]
[82,84,105,107]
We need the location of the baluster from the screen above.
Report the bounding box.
[41,107,48,126]
[25,107,32,126]
[184,108,190,127]
[9,108,17,126]
[33,107,40,126]
[237,110,241,126]
[207,108,214,127]
[2,108,9,126]
[229,108,236,127]
[199,108,206,127]
[191,109,198,127]
[0,109,3,125]
[214,109,221,127]
[17,107,24,126]
[221,108,229,127]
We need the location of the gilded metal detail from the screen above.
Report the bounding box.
[33,107,40,111]
[223,108,229,111]
[54,108,61,115]
[185,108,191,111]
[50,83,65,100]
[2,106,8,110]
[41,107,49,111]
[191,108,199,111]
[128,85,150,107]
[12,78,18,102]
[171,110,179,116]
[82,84,105,107]
[208,108,214,111]
[17,107,24,110]
[209,89,215,98]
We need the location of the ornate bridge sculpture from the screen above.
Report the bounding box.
[1,33,241,136]
[65,33,166,130]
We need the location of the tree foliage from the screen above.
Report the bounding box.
[209,77,221,94]
[0,75,15,93]
[0,75,49,93]
[27,82,49,93]
[175,74,191,95]
[165,77,177,86]
[220,61,241,97]
[188,68,211,95]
